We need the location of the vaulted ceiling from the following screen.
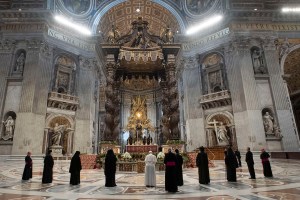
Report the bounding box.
[284,48,300,94]
[98,0,180,39]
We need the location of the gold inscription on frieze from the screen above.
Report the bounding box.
[231,22,300,32]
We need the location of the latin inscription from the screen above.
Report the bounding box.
[231,22,300,31]
[183,27,230,50]
[48,28,95,51]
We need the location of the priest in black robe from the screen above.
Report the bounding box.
[42,150,54,183]
[22,152,32,180]
[164,149,178,192]
[196,146,210,184]
[245,147,256,179]
[105,149,117,187]
[175,149,183,186]
[225,147,238,182]
[260,149,273,178]
[69,151,82,185]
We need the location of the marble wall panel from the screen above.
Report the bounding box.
[186,118,205,152]
[12,113,45,155]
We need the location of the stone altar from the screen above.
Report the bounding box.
[126,145,158,153]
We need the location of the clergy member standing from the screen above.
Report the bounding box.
[69,151,82,185]
[245,147,256,179]
[105,149,117,187]
[225,147,238,182]
[144,151,157,187]
[164,149,178,192]
[175,149,184,186]
[196,146,210,184]
[22,152,32,180]
[260,149,273,178]
[42,150,54,183]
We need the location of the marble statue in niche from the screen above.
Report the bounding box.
[263,112,274,135]
[15,52,25,73]
[216,122,230,144]
[251,47,268,74]
[63,0,90,14]
[51,123,66,146]
[186,0,215,15]
[2,116,15,141]
[207,118,231,146]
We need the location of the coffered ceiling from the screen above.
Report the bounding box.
[98,0,180,40]
[284,48,300,94]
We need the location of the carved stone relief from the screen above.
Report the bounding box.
[185,0,216,15]
[62,0,91,15]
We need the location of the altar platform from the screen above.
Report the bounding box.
[126,145,158,153]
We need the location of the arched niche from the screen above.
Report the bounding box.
[1,111,17,141]
[44,113,75,155]
[12,49,26,76]
[250,46,267,75]
[205,111,237,148]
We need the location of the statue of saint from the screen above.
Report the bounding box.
[161,27,174,44]
[263,112,274,135]
[51,123,66,146]
[15,53,25,72]
[2,116,15,140]
[252,49,267,74]
[216,122,230,145]
[107,24,120,44]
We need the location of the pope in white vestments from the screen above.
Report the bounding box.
[144,151,157,187]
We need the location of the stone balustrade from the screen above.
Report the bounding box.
[200,90,232,109]
[47,92,79,111]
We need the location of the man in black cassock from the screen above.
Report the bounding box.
[225,147,238,182]
[196,146,210,184]
[175,149,183,186]
[69,151,82,185]
[22,152,32,180]
[104,149,117,187]
[260,149,273,178]
[245,147,256,179]
[164,149,178,192]
[42,150,54,183]
[235,149,242,167]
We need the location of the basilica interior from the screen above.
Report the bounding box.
[1,0,300,199]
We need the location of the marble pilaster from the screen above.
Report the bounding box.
[263,41,300,151]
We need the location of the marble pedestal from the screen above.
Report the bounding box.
[50,145,63,157]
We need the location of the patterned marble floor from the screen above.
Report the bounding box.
[0,157,300,200]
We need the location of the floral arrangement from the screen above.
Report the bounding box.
[157,152,165,160]
[121,152,132,160]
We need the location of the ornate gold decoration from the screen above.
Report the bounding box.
[126,96,154,132]
[120,76,158,91]
[99,0,180,40]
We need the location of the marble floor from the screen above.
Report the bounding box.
[0,157,300,200]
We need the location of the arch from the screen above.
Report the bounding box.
[206,111,234,126]
[91,0,186,34]
[280,44,300,75]
[45,113,75,129]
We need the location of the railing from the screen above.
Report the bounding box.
[200,90,231,103]
[206,147,216,167]
[47,92,79,111]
